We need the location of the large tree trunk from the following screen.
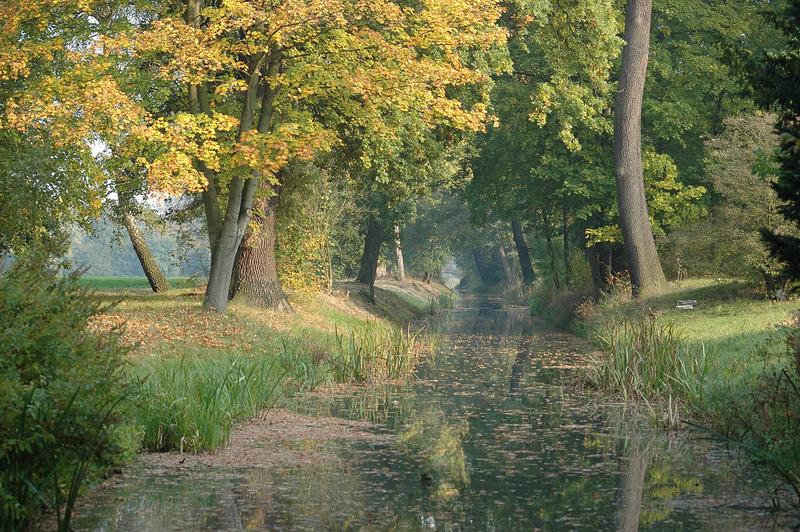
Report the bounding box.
[120,211,171,293]
[511,220,535,286]
[229,194,291,310]
[394,224,406,282]
[495,243,514,286]
[356,217,385,302]
[614,0,665,295]
[472,247,494,286]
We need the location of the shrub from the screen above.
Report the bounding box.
[529,281,595,329]
[0,257,132,530]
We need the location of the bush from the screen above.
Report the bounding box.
[722,328,800,501]
[571,274,633,336]
[529,281,595,329]
[0,258,132,530]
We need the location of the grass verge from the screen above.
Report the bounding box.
[534,278,800,498]
[90,278,445,455]
[79,275,201,290]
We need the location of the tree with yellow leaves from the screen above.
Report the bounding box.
[6,0,509,312]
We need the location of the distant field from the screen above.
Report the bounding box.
[79,276,202,291]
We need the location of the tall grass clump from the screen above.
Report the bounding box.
[133,354,288,453]
[584,316,707,418]
[426,292,455,315]
[330,323,419,383]
[0,256,133,531]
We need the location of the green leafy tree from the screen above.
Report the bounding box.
[662,114,791,289]
[753,0,800,281]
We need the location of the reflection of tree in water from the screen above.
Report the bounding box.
[595,411,707,530]
[398,407,470,501]
[508,337,531,394]
[617,434,647,532]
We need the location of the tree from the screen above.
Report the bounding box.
[393,225,406,282]
[464,0,622,291]
[118,209,171,292]
[754,0,800,281]
[662,114,792,292]
[511,219,535,286]
[356,215,386,301]
[0,0,113,256]
[402,191,478,282]
[350,108,490,296]
[160,1,507,311]
[613,0,666,294]
[6,0,509,313]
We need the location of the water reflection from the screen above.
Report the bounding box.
[507,337,531,394]
[398,406,469,501]
[72,298,797,530]
[617,435,648,532]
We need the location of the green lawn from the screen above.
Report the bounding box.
[79,275,201,291]
[640,280,795,411]
[571,278,797,419]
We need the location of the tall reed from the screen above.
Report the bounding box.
[133,354,287,453]
[426,292,455,315]
[585,316,707,410]
[330,323,419,383]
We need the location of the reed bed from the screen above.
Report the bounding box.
[133,354,287,453]
[330,323,420,383]
[584,316,707,420]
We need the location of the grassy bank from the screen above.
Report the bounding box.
[534,278,800,496]
[571,279,794,410]
[94,277,447,454]
[3,266,448,529]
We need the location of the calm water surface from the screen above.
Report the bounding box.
[74,298,797,530]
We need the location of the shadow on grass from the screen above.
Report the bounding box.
[645,280,758,310]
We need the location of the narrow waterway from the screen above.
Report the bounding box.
[75,297,795,530]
